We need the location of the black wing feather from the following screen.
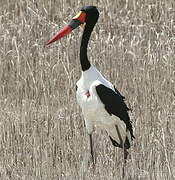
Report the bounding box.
[96,84,134,139]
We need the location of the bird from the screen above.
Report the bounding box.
[46,6,134,165]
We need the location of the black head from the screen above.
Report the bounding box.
[81,6,99,25]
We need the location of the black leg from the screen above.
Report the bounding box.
[124,147,128,163]
[89,134,95,165]
[122,146,129,178]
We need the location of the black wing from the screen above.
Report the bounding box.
[96,84,134,139]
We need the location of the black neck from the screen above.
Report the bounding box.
[80,22,96,71]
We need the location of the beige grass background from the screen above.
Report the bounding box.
[0,0,175,179]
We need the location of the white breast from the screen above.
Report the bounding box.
[76,65,115,134]
[76,65,113,106]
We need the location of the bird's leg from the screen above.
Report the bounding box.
[89,134,95,165]
[122,146,129,178]
[124,147,128,163]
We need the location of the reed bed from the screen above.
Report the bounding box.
[0,0,175,179]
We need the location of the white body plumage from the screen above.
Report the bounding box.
[76,65,131,144]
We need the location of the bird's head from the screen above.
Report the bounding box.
[46,6,99,45]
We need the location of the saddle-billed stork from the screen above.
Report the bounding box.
[47,6,134,164]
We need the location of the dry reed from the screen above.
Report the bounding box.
[0,0,175,179]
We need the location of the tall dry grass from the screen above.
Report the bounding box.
[0,0,175,179]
